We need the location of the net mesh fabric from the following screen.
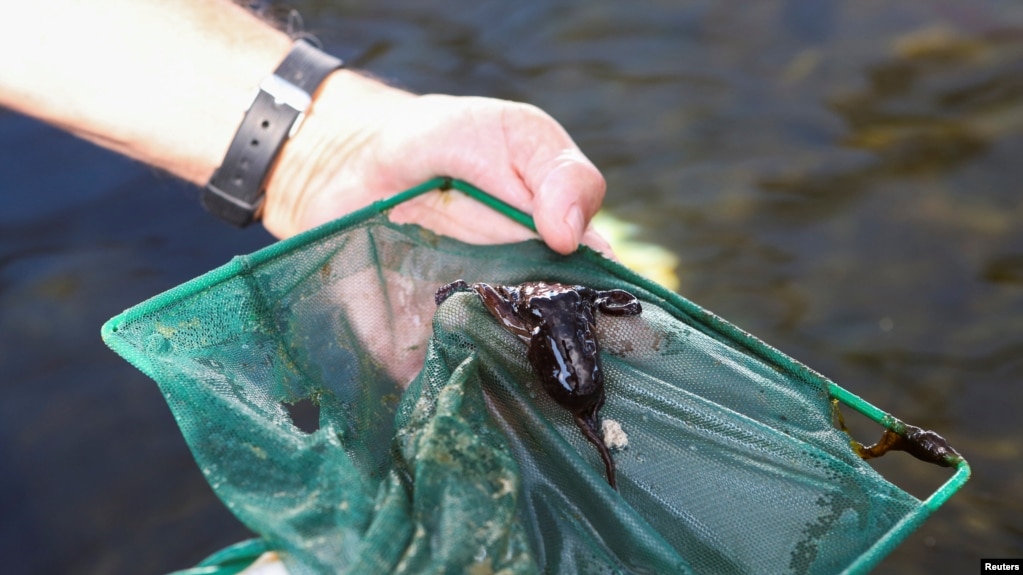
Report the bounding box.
[105,213,922,575]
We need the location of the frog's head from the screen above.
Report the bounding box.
[525,291,603,412]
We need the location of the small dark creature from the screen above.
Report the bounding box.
[435,280,642,490]
[852,426,961,467]
[832,399,962,468]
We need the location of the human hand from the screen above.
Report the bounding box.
[2,0,609,255]
[262,71,613,257]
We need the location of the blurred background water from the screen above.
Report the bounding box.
[2,1,1021,573]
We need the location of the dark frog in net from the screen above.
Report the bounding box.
[435,280,642,490]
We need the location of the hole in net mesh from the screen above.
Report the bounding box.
[285,397,320,434]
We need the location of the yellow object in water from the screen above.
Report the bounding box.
[591,211,681,292]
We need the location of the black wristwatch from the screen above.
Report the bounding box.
[201,40,343,227]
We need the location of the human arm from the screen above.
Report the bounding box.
[0,0,611,255]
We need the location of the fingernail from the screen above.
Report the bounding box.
[565,204,584,246]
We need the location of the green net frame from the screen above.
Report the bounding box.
[103,178,970,575]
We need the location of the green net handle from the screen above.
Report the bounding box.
[381,177,538,231]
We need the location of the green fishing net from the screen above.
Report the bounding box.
[102,179,967,575]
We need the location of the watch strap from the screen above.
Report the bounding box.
[202,40,342,227]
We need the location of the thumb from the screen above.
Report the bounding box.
[531,150,606,255]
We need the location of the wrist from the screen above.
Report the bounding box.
[203,40,343,227]
[260,69,415,238]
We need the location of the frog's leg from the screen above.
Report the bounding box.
[435,279,470,305]
[573,403,618,491]
[471,283,532,344]
[595,289,642,316]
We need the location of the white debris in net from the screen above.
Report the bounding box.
[601,419,628,450]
